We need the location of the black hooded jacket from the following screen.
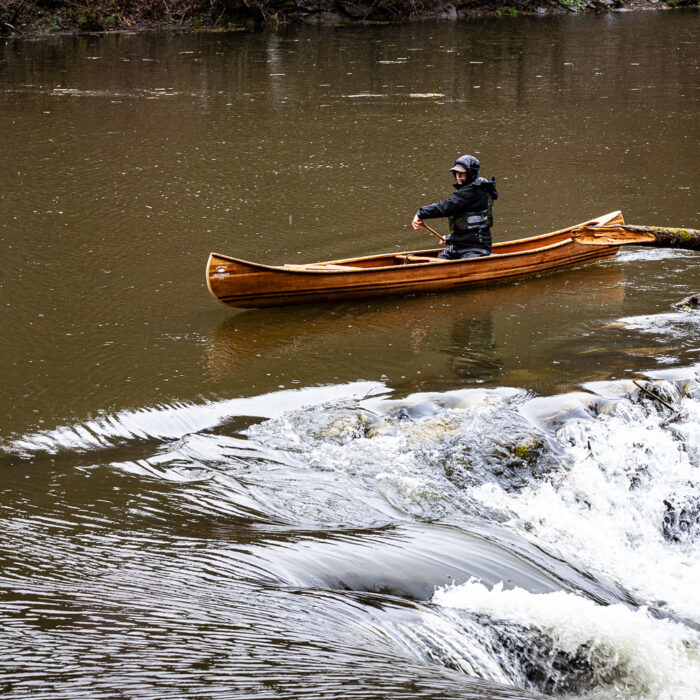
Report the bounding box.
[417,171,498,253]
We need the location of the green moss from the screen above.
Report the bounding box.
[513,437,539,460]
[495,5,519,15]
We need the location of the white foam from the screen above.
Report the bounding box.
[473,394,700,622]
[244,380,699,624]
[434,579,700,699]
[618,311,700,334]
[617,247,697,262]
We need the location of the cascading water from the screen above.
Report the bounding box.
[4,363,698,698]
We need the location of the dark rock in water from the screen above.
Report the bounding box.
[388,400,445,422]
[440,4,458,19]
[390,406,413,422]
[673,293,700,310]
[628,465,651,490]
[434,431,561,493]
[340,2,373,18]
[483,618,621,696]
[662,495,700,543]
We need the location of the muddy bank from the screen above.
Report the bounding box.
[0,0,692,35]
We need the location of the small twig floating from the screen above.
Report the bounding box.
[632,379,684,427]
[659,413,685,428]
[360,385,385,401]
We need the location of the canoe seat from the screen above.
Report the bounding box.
[283,263,363,272]
[397,255,444,264]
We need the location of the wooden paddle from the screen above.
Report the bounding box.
[420,222,447,244]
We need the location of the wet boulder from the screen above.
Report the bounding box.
[387,399,446,422]
[662,494,700,544]
[483,618,626,697]
[437,431,560,492]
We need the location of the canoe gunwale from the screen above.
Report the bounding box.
[209,212,622,276]
[210,236,602,276]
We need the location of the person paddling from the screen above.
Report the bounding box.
[412,155,498,259]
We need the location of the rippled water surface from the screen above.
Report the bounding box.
[1,11,699,699]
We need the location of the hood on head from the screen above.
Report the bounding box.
[449,155,480,183]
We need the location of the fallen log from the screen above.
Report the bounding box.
[572,224,700,250]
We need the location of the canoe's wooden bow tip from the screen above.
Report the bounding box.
[572,231,619,245]
[573,224,699,249]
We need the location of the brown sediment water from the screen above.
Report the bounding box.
[0,13,698,699]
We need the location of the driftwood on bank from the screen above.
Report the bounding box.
[572,224,700,250]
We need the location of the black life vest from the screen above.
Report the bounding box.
[449,188,494,250]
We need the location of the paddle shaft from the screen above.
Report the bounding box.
[420,222,446,244]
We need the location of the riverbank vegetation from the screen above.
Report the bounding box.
[0,0,693,35]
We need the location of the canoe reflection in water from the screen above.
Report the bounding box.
[451,316,503,381]
[205,264,625,393]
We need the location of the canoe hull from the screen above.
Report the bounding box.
[207,212,623,309]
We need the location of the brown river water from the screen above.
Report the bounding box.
[1,11,699,699]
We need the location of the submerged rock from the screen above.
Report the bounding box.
[662,495,700,544]
[484,618,623,696]
[428,427,560,493]
[387,399,447,422]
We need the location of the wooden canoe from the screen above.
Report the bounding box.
[207,211,624,309]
